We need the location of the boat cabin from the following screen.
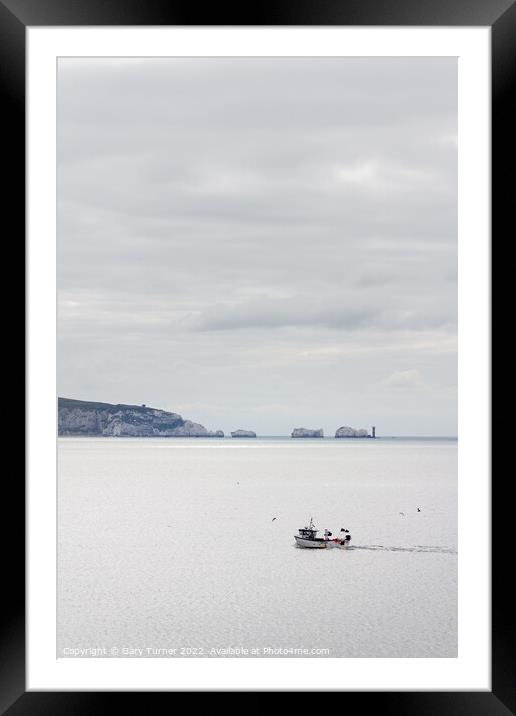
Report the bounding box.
[298,518,319,540]
[298,527,317,540]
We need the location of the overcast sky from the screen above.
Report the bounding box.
[57,57,457,436]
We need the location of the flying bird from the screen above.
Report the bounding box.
[272,517,277,521]
[417,507,421,512]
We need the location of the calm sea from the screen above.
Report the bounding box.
[58,437,457,658]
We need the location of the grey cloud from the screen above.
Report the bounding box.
[380,368,427,391]
[192,295,455,334]
[193,302,378,332]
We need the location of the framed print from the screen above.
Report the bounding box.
[2,0,511,708]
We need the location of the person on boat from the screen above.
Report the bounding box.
[324,529,332,541]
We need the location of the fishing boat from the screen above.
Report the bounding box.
[294,518,352,549]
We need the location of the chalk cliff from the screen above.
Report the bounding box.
[291,427,324,438]
[335,426,370,438]
[58,398,224,437]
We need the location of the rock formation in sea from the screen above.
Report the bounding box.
[291,427,324,438]
[231,429,257,438]
[58,397,224,437]
[335,426,371,438]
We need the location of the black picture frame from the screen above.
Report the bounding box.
[2,0,509,709]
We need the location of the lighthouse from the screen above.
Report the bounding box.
[372,426,376,438]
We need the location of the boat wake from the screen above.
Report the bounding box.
[349,545,457,554]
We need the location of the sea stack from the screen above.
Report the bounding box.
[291,428,324,438]
[335,426,371,438]
[231,429,257,438]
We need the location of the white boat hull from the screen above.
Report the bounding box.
[294,536,350,549]
[294,536,327,548]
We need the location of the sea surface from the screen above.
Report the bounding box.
[58,437,457,658]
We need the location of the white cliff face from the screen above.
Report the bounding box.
[57,408,105,434]
[335,426,355,437]
[335,426,371,438]
[58,398,223,437]
[291,427,324,438]
[170,421,224,437]
[103,419,154,437]
[231,429,257,438]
